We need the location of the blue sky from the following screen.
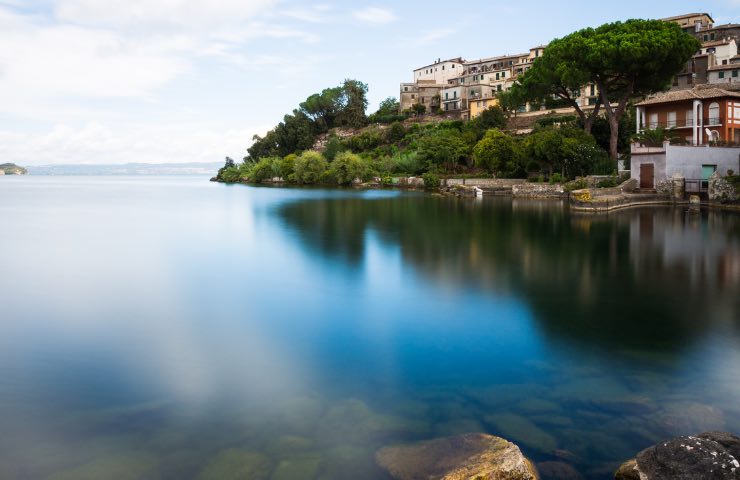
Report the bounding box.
[0,0,738,165]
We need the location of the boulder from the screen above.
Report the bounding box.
[614,431,740,479]
[376,433,539,480]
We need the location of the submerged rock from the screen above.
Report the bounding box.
[270,454,322,480]
[614,431,740,479]
[46,452,159,480]
[197,449,272,480]
[537,461,583,480]
[485,412,558,453]
[375,433,539,480]
[649,402,726,436]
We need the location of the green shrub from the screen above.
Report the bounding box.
[329,152,368,185]
[473,129,524,177]
[422,173,440,189]
[386,121,406,143]
[279,154,297,180]
[324,135,345,161]
[564,177,588,192]
[250,157,279,183]
[381,176,393,186]
[344,129,383,152]
[549,172,563,184]
[596,176,619,188]
[526,160,541,173]
[293,151,328,184]
[220,166,242,183]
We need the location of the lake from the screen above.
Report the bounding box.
[0,176,738,479]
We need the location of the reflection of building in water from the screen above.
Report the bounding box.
[627,208,740,291]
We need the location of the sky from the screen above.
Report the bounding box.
[0,0,739,165]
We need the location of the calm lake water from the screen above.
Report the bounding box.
[0,176,739,480]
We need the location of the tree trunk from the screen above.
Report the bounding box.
[608,115,619,161]
[596,80,632,160]
[583,100,602,135]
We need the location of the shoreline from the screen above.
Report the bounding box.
[211,176,740,214]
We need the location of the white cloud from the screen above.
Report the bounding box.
[54,0,279,30]
[0,121,273,165]
[352,6,398,24]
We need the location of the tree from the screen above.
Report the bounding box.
[300,86,343,133]
[376,97,400,116]
[417,128,469,171]
[512,43,603,134]
[523,126,610,178]
[411,103,426,116]
[473,129,523,177]
[467,106,507,140]
[496,89,526,115]
[293,151,328,184]
[550,20,700,159]
[336,79,369,128]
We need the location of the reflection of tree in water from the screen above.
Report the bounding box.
[275,196,740,351]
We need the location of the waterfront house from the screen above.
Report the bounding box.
[635,85,740,145]
[632,86,740,189]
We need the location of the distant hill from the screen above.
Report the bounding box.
[26,162,223,176]
[0,163,28,175]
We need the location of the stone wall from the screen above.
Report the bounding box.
[443,178,525,188]
[512,183,565,198]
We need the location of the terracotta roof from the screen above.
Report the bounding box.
[637,87,740,105]
[662,13,713,22]
[702,39,735,47]
[708,63,740,71]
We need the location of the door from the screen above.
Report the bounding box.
[640,163,654,189]
[701,164,716,190]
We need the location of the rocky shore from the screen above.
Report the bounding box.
[374,431,740,479]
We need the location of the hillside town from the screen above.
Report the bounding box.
[398,12,740,195]
[400,13,740,128]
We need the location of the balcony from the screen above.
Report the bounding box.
[645,118,722,129]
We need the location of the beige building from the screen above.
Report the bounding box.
[413,57,464,84]
[663,13,715,33]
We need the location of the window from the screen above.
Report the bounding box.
[411,94,415,99]
[497,85,502,91]
[734,70,739,78]
[703,34,708,41]
[719,71,725,79]
[442,65,445,70]
[710,33,715,40]
[667,111,677,128]
[480,75,484,80]
[590,85,595,96]
[421,97,425,104]
[445,92,448,100]
[452,64,455,68]
[686,109,694,127]
[708,102,720,124]
[649,113,658,129]
[404,87,408,92]
[501,71,505,78]
[496,73,500,80]
[453,91,457,98]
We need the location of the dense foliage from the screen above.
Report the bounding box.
[509,19,700,159]
[247,79,370,160]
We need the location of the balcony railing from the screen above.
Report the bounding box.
[644,118,721,129]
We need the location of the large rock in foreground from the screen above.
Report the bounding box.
[615,431,740,479]
[376,433,539,480]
